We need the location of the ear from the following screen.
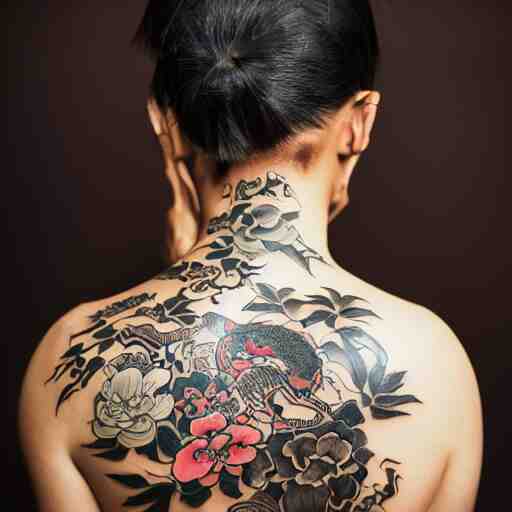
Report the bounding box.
[147,98,200,263]
[328,90,381,223]
[351,90,381,154]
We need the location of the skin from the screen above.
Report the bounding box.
[19,90,483,512]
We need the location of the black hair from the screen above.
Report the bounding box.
[134,0,379,164]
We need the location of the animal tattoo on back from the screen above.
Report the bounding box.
[47,172,421,512]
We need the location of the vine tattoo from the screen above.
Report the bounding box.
[47,172,421,511]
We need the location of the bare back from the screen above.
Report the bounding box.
[20,173,482,512]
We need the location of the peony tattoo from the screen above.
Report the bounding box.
[48,173,421,511]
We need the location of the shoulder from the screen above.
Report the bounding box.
[414,305,482,427]
[19,275,176,424]
[375,291,482,453]
[18,303,92,502]
[19,285,157,440]
[377,287,481,404]
[355,276,479,383]
[395,304,483,510]
[338,270,482,443]
[19,302,109,511]
[19,303,96,438]
[21,298,114,395]
[392,297,480,395]
[363,288,483,497]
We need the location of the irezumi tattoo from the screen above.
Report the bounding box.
[48,172,421,511]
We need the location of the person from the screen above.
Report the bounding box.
[19,1,483,511]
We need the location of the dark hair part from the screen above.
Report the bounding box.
[134,0,379,163]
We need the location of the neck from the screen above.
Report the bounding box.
[193,161,336,268]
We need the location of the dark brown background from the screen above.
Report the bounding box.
[8,2,511,510]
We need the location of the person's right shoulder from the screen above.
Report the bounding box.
[379,291,482,438]
[397,300,482,418]
[380,295,483,511]
[419,305,483,511]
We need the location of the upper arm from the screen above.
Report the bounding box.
[426,313,483,512]
[19,313,101,512]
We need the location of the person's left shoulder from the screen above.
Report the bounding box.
[19,282,156,430]
[19,302,105,511]
[19,302,96,439]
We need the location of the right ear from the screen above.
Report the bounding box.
[147,98,200,263]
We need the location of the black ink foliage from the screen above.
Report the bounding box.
[94,446,129,462]
[219,470,243,499]
[108,474,150,489]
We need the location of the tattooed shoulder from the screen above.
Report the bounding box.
[45,173,424,512]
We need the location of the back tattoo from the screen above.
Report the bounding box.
[47,172,421,512]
